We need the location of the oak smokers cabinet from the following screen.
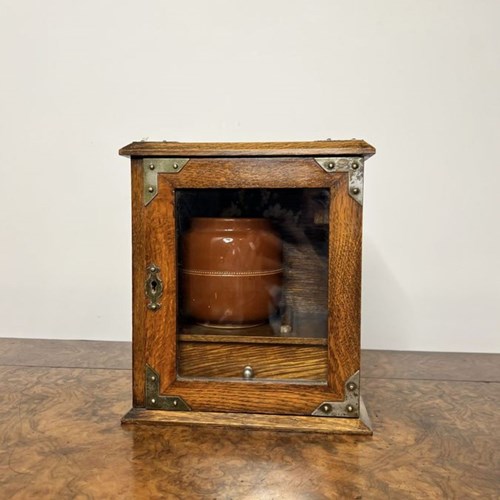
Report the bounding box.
[120,140,375,434]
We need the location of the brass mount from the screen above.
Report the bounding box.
[312,371,361,418]
[145,365,191,411]
[143,158,190,205]
[314,157,364,205]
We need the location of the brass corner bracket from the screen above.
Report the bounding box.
[145,365,191,411]
[312,371,361,418]
[143,158,190,205]
[314,157,364,205]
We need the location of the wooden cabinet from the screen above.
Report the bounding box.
[120,140,375,434]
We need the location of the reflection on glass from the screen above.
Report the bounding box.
[176,188,329,383]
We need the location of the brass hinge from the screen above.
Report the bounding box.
[312,371,361,418]
[314,157,364,205]
[143,158,190,205]
[145,365,191,411]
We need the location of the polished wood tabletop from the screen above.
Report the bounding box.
[0,338,498,498]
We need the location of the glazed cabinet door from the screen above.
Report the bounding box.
[132,156,363,417]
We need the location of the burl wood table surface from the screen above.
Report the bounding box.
[0,339,498,499]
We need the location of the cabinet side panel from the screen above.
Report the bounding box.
[328,176,362,392]
[131,159,146,406]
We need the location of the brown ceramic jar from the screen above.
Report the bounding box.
[181,218,282,328]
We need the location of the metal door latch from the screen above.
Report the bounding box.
[145,264,163,311]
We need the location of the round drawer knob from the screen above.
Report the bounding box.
[242,366,254,379]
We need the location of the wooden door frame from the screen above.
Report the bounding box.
[131,157,362,415]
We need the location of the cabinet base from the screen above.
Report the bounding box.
[121,399,372,435]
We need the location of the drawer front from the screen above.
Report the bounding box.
[178,342,327,382]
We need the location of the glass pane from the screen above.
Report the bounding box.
[176,188,329,383]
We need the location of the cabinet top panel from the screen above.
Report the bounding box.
[119,140,375,159]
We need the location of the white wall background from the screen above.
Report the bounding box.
[0,0,499,352]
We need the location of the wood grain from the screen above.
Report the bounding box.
[122,402,371,434]
[131,158,146,406]
[362,349,500,382]
[119,139,376,158]
[179,331,327,345]
[166,157,336,189]
[178,341,327,381]
[0,346,498,499]
[168,378,341,414]
[0,338,131,369]
[328,175,362,392]
[144,180,177,393]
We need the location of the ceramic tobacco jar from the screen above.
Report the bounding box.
[181,217,282,327]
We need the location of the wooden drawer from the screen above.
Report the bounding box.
[178,341,327,382]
